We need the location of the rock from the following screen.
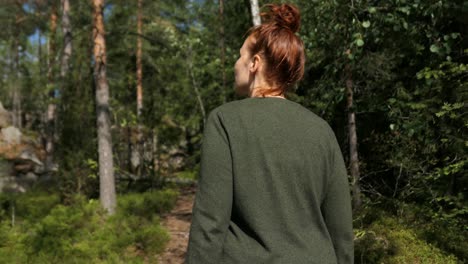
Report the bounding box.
[1,180,26,193]
[16,172,39,189]
[17,149,43,166]
[24,172,38,181]
[0,117,48,193]
[14,162,34,174]
[11,148,44,175]
[34,164,46,175]
[0,102,12,129]
[1,126,22,145]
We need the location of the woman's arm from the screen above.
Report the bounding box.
[185,109,233,264]
[321,133,354,264]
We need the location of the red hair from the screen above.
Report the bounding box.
[246,3,305,97]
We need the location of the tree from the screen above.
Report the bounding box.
[45,0,58,170]
[60,0,72,80]
[131,0,144,177]
[219,0,226,104]
[344,63,362,210]
[12,0,23,128]
[92,0,117,215]
[136,0,143,117]
[249,0,260,26]
[9,0,34,128]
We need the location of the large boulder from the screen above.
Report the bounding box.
[0,102,12,129]
[0,123,47,193]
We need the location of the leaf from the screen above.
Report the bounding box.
[430,44,439,53]
[356,39,364,47]
[451,33,459,39]
[362,21,371,28]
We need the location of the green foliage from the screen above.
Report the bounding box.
[0,191,61,222]
[395,202,468,261]
[292,0,468,238]
[0,0,467,262]
[0,188,178,263]
[118,188,179,219]
[0,221,27,263]
[175,170,197,180]
[354,206,461,264]
[14,191,61,221]
[57,152,100,203]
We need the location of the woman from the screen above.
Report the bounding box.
[185,3,354,264]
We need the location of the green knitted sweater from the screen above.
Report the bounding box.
[185,97,354,264]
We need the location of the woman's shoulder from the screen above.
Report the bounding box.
[210,98,334,134]
[211,97,315,115]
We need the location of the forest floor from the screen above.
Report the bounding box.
[156,185,197,264]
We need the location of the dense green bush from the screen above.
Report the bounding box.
[0,190,61,222]
[0,221,27,263]
[118,188,179,219]
[0,188,179,263]
[15,192,61,220]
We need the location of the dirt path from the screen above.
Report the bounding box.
[156,185,196,264]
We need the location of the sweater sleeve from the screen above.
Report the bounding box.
[185,109,233,264]
[321,133,354,264]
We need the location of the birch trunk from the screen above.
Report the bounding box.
[249,0,261,26]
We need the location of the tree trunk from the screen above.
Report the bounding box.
[345,64,362,211]
[12,35,21,128]
[249,0,261,26]
[12,2,22,128]
[60,0,72,79]
[45,2,58,170]
[219,0,226,103]
[187,45,206,126]
[38,19,43,77]
[151,128,160,188]
[132,0,144,176]
[93,0,117,215]
[136,0,143,117]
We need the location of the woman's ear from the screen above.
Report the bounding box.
[249,54,261,74]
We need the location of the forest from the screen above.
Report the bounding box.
[0,0,467,263]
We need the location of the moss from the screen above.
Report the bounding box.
[354,213,460,264]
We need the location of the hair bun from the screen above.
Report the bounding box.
[261,3,301,33]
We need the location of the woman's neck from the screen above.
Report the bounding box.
[247,70,285,98]
[249,87,285,98]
